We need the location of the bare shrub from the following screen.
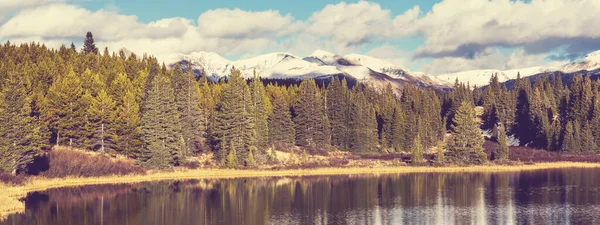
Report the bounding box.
[40,149,145,178]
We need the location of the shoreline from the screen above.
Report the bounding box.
[2,161,600,220]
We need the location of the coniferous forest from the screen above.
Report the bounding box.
[0,34,599,173]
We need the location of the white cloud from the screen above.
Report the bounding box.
[0,4,187,41]
[423,48,566,75]
[411,0,600,58]
[197,8,295,39]
[306,1,419,53]
[365,45,411,69]
[1,0,597,74]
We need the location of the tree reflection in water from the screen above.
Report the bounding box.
[3,168,600,225]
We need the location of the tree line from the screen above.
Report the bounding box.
[4,34,595,173]
[0,38,448,172]
[479,73,600,153]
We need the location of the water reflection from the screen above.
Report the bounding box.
[3,169,600,225]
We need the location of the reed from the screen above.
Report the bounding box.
[2,161,600,221]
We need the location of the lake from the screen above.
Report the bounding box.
[3,168,600,225]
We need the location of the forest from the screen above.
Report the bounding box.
[0,33,598,174]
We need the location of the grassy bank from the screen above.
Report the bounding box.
[3,161,600,221]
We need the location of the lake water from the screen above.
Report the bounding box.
[3,169,600,225]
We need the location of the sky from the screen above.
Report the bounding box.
[1,0,599,75]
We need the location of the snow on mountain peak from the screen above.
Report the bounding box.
[169,50,451,90]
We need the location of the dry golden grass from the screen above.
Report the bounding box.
[2,161,600,221]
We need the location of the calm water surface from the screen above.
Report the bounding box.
[3,168,600,225]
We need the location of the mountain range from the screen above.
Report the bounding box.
[167,49,600,89]
[167,50,450,91]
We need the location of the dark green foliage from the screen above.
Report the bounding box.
[348,88,378,153]
[294,79,330,147]
[267,87,295,146]
[411,135,424,164]
[493,124,509,161]
[445,102,487,165]
[44,70,87,147]
[171,64,206,156]
[326,76,350,148]
[212,68,254,165]
[139,74,183,169]
[82,31,98,54]
[249,73,269,153]
[0,77,42,173]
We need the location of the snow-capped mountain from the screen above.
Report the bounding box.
[168,50,450,90]
[436,50,600,86]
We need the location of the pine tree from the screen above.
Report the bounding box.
[115,90,142,158]
[225,140,238,169]
[445,102,487,164]
[379,84,397,149]
[294,78,330,148]
[212,68,254,164]
[249,73,269,153]
[85,89,117,153]
[412,135,424,164]
[82,31,98,54]
[171,64,206,156]
[494,124,509,161]
[44,70,86,147]
[268,86,295,146]
[0,77,42,173]
[390,106,407,152]
[327,76,349,148]
[561,121,576,152]
[139,74,183,168]
[348,88,378,153]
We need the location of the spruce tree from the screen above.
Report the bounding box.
[44,70,86,147]
[0,77,42,173]
[326,76,349,148]
[171,64,206,156]
[249,73,269,153]
[494,124,509,161]
[115,90,142,158]
[268,87,295,146]
[445,102,487,164]
[390,106,407,152]
[85,89,117,153]
[348,88,378,153]
[82,31,98,54]
[140,74,183,168]
[212,68,254,164]
[412,135,424,164]
[294,78,330,148]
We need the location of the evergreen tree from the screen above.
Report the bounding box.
[390,106,407,152]
[139,74,183,168]
[212,68,254,164]
[82,31,98,54]
[412,135,424,164]
[249,73,269,153]
[268,87,295,146]
[294,78,330,147]
[0,77,42,173]
[326,76,350,148]
[85,89,117,153]
[494,124,509,161]
[445,102,487,164]
[44,70,86,147]
[348,88,378,153]
[115,90,142,158]
[171,64,206,156]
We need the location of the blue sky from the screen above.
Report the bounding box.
[0,0,598,74]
